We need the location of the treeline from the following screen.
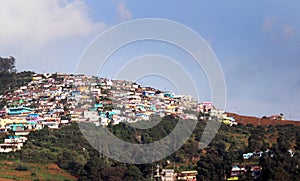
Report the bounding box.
[197,124,300,180]
[0,71,33,95]
[0,117,300,180]
[0,117,180,180]
[0,56,16,73]
[1,117,299,180]
[0,56,34,106]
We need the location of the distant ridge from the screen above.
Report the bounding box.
[227,112,300,126]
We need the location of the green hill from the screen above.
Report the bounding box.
[0,71,33,95]
[0,118,299,180]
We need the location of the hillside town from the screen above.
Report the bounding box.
[0,73,237,152]
[1,73,295,180]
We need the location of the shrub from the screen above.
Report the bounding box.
[15,165,28,171]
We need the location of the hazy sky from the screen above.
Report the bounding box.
[0,1,299,120]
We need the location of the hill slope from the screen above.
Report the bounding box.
[0,118,299,180]
[227,112,300,126]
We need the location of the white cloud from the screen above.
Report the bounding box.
[0,0,107,52]
[117,1,132,21]
[0,0,108,72]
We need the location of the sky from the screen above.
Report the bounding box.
[0,0,300,120]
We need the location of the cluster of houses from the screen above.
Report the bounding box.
[227,147,295,180]
[0,73,236,152]
[226,150,265,180]
[153,164,197,181]
[0,135,27,153]
[263,113,285,120]
[226,149,276,180]
[155,169,197,181]
[227,165,262,180]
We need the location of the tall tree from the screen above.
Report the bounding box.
[0,56,16,72]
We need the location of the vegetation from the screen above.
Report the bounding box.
[0,160,76,181]
[0,56,34,100]
[0,117,299,180]
[0,56,16,73]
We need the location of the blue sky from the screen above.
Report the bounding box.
[0,0,299,119]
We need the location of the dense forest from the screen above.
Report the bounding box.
[0,116,299,181]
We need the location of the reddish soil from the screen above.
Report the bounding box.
[45,163,76,179]
[227,112,300,126]
[1,170,31,180]
[0,162,76,181]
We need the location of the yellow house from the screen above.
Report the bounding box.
[0,118,27,129]
[227,176,239,180]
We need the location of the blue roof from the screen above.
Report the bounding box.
[136,113,147,116]
[26,121,38,124]
[28,113,39,117]
[109,111,117,115]
[89,107,98,111]
[95,103,103,108]
[8,135,20,139]
[8,107,33,115]
[10,124,25,127]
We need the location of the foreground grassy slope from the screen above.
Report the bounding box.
[0,160,76,181]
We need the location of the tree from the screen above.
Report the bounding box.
[31,172,37,181]
[78,154,108,181]
[124,165,143,181]
[196,154,224,181]
[0,56,16,73]
[57,149,85,174]
[274,167,289,180]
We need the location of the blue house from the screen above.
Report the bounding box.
[164,92,175,98]
[8,107,33,115]
[243,153,254,159]
[71,91,81,96]
[8,135,20,139]
[27,113,39,118]
[150,105,156,111]
[9,124,26,131]
[142,91,155,97]
[99,111,117,119]
[95,103,103,108]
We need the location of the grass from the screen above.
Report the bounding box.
[0,160,76,181]
[0,174,18,180]
[38,172,72,181]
